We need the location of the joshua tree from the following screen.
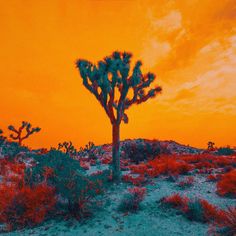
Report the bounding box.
[79,141,95,153]
[58,141,77,155]
[76,51,162,181]
[8,121,41,145]
[207,141,215,150]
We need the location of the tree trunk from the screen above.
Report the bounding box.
[112,123,120,182]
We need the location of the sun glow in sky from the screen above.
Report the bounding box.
[0,0,236,149]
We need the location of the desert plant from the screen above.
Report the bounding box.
[0,159,55,231]
[206,174,220,182]
[0,158,26,183]
[211,207,236,236]
[148,156,192,177]
[57,141,77,156]
[200,199,222,223]
[118,187,146,213]
[216,169,236,197]
[186,199,206,222]
[161,193,236,235]
[27,150,109,220]
[76,51,162,181]
[216,147,235,156]
[79,141,102,160]
[208,141,215,150]
[0,141,28,160]
[161,193,189,212]
[0,182,56,231]
[8,121,41,146]
[186,199,222,223]
[81,141,95,153]
[122,174,146,186]
[122,139,160,164]
[177,176,194,188]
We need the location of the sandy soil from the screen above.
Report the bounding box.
[3,174,235,236]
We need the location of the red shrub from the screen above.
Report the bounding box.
[121,159,129,166]
[194,161,215,170]
[122,174,146,186]
[209,207,236,236]
[101,157,112,164]
[182,154,236,174]
[118,187,146,212]
[0,159,25,180]
[129,164,148,175]
[91,170,103,176]
[148,157,192,177]
[182,155,204,164]
[0,182,56,230]
[162,193,236,235]
[90,159,96,166]
[199,199,221,222]
[219,207,236,235]
[0,160,56,230]
[178,176,194,188]
[216,169,236,197]
[80,161,90,170]
[146,168,160,178]
[214,157,234,168]
[206,174,219,182]
[128,187,146,202]
[161,193,189,212]
[43,167,54,180]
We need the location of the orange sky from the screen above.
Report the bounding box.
[0,0,236,149]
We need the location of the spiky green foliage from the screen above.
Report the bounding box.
[76,51,162,125]
[76,51,162,181]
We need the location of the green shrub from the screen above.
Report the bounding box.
[122,139,160,164]
[118,187,146,213]
[216,147,235,156]
[78,142,104,160]
[26,150,108,220]
[186,200,205,222]
[0,141,28,160]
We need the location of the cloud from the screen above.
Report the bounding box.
[173,87,197,101]
[141,39,171,68]
[139,9,184,68]
[150,10,182,33]
[161,34,236,114]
